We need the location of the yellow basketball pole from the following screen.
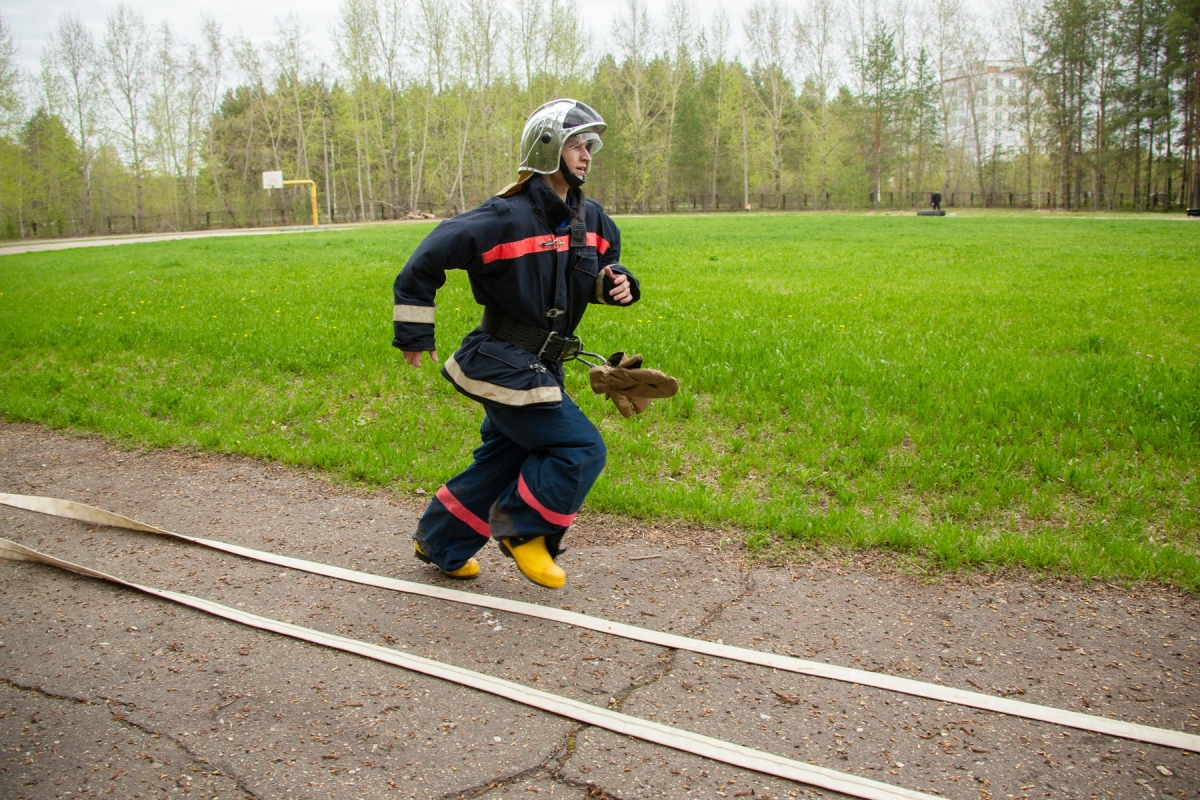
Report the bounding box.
[283,179,319,227]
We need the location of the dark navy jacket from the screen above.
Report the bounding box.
[392,176,640,408]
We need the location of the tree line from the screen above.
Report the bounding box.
[1,0,1198,239]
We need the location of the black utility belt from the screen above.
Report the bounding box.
[480,307,582,363]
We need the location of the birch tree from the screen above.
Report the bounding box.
[231,36,282,171]
[150,23,186,222]
[102,3,152,225]
[660,0,696,203]
[0,12,20,135]
[699,5,731,208]
[955,21,990,201]
[610,0,665,211]
[795,0,843,201]
[516,0,546,96]
[336,0,376,219]
[446,0,506,210]
[743,0,794,193]
[0,12,25,238]
[413,0,453,210]
[927,0,967,197]
[267,15,313,180]
[514,0,588,107]
[199,18,228,216]
[546,0,589,90]
[42,14,101,229]
[998,0,1046,204]
[369,0,407,212]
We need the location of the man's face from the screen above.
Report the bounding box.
[561,132,599,180]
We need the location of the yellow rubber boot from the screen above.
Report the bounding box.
[496,536,566,589]
[414,541,480,580]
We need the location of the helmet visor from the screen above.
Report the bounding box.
[564,131,603,156]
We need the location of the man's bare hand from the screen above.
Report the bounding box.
[604,266,633,305]
[403,350,439,368]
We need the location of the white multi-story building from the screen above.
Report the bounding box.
[944,61,1030,157]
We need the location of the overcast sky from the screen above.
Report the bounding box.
[4,0,745,76]
[5,0,996,85]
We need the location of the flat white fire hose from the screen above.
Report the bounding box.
[0,535,935,800]
[2,492,1197,759]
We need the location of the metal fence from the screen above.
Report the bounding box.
[599,190,1194,214]
[596,193,849,214]
[895,190,1189,210]
[3,203,440,241]
[5,190,1193,241]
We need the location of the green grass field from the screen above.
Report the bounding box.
[2,213,1197,588]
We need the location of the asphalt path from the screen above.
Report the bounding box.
[1,423,1197,799]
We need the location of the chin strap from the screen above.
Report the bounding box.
[559,156,586,189]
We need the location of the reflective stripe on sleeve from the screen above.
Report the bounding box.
[443,354,562,407]
[585,232,611,254]
[394,304,436,324]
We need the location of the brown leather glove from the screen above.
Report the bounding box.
[588,353,680,418]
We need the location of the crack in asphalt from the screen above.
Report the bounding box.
[433,759,550,799]
[445,567,758,799]
[1,675,264,800]
[1,675,137,713]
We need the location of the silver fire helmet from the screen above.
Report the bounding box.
[517,99,606,175]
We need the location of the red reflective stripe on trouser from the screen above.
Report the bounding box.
[517,474,577,528]
[436,485,491,538]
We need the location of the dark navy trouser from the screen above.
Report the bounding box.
[413,394,607,571]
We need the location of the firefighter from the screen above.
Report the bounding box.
[392,99,639,589]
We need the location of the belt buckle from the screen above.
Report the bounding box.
[536,332,581,362]
[537,332,563,361]
[560,338,581,360]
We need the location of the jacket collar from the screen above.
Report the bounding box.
[526,175,582,230]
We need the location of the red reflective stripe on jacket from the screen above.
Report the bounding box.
[480,232,610,264]
[481,235,564,264]
[517,474,577,528]
[436,485,491,538]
